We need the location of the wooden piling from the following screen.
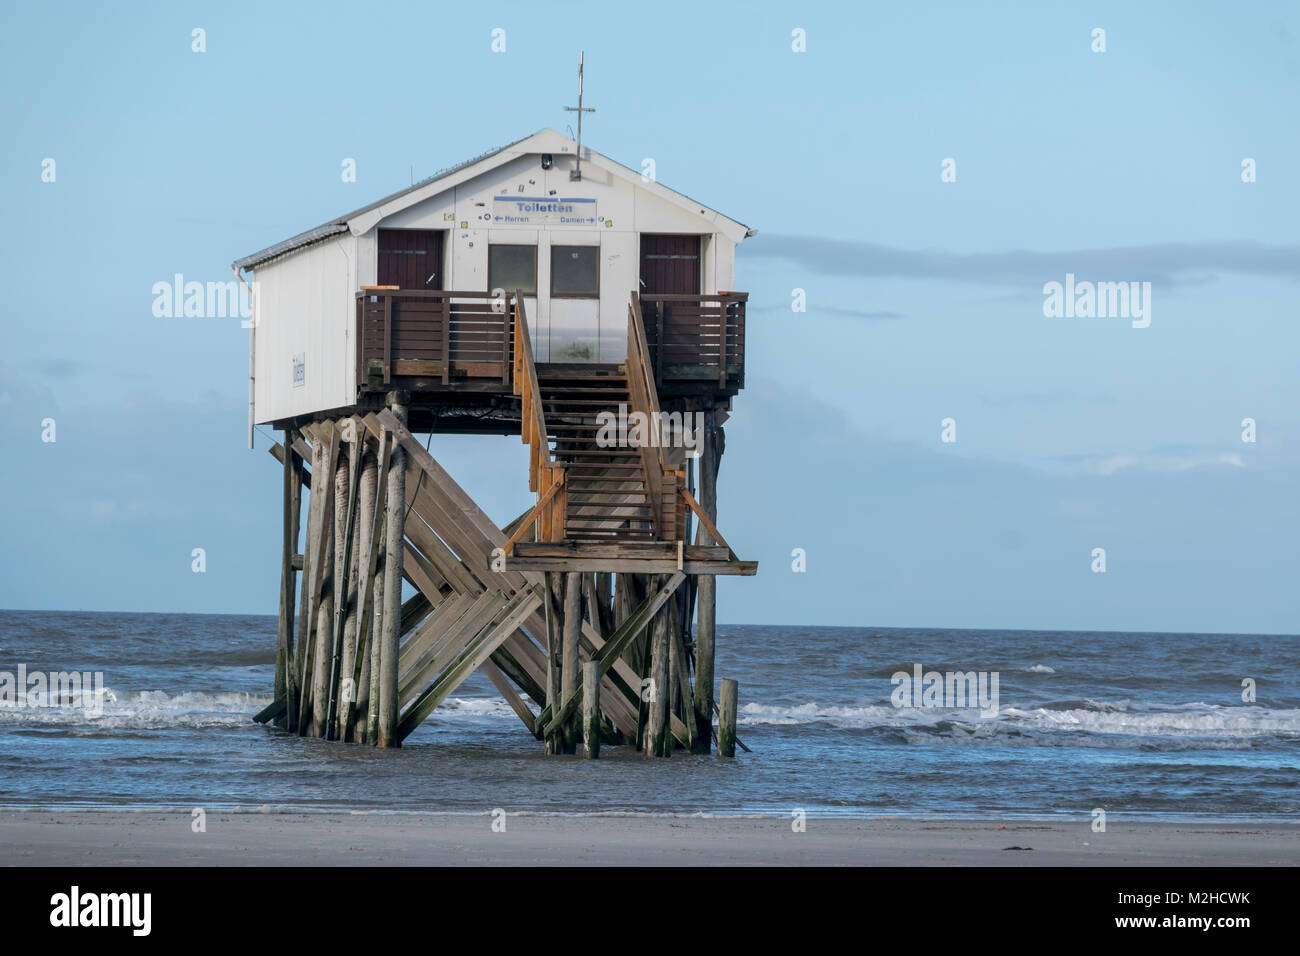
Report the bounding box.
[309,442,338,738]
[346,446,378,741]
[363,434,392,746]
[376,397,407,748]
[692,408,722,752]
[692,576,716,751]
[718,677,738,758]
[364,552,384,745]
[669,599,695,751]
[298,425,339,736]
[325,442,353,738]
[293,439,324,733]
[311,586,333,739]
[561,570,581,753]
[613,572,638,674]
[329,430,361,740]
[645,580,671,757]
[595,571,614,635]
[309,444,338,743]
[543,571,563,754]
[275,427,299,729]
[582,659,600,759]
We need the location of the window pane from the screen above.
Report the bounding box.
[551,246,599,296]
[488,245,536,295]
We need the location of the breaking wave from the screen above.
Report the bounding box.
[0,688,521,731]
[738,699,1300,744]
[0,689,267,730]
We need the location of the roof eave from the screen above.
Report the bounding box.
[231,221,350,272]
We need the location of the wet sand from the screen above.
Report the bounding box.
[1,811,1296,866]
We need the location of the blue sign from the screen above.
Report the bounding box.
[491,196,598,225]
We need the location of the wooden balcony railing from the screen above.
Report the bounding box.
[356,288,514,387]
[639,292,747,389]
[356,288,746,394]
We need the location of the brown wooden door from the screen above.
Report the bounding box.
[377,229,444,289]
[639,234,700,295]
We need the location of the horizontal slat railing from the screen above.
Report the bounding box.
[356,289,514,387]
[357,289,746,391]
[639,292,747,389]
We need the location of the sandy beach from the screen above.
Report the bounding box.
[1,811,1295,866]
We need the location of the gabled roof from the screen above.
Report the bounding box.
[232,128,753,271]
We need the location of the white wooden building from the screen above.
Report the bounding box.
[234,128,754,427]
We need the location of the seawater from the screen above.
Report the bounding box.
[0,611,1295,819]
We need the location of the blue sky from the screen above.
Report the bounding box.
[1,1,1296,633]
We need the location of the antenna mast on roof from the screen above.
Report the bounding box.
[563,51,595,181]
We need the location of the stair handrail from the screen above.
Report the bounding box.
[626,292,666,532]
[513,291,563,540]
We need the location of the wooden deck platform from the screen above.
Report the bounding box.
[505,541,757,575]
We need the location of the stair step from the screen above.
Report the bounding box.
[555,455,642,462]
[537,372,627,381]
[566,522,652,530]
[565,492,651,500]
[539,399,630,406]
[565,489,649,497]
[539,387,631,395]
[563,464,646,472]
[539,381,627,389]
[555,448,643,456]
[565,490,648,496]
[565,504,653,513]
[564,530,655,538]
[552,438,638,446]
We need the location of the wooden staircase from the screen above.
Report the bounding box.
[503,291,749,577]
[538,368,659,541]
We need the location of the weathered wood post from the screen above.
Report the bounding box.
[692,408,723,752]
[582,659,600,760]
[613,573,639,673]
[645,580,671,757]
[364,544,384,746]
[275,426,300,729]
[668,599,695,751]
[595,571,613,635]
[308,427,339,738]
[311,534,334,739]
[718,678,738,758]
[377,395,407,748]
[334,427,363,741]
[325,439,352,738]
[348,446,378,742]
[543,571,563,754]
[561,570,582,753]
[293,438,326,734]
